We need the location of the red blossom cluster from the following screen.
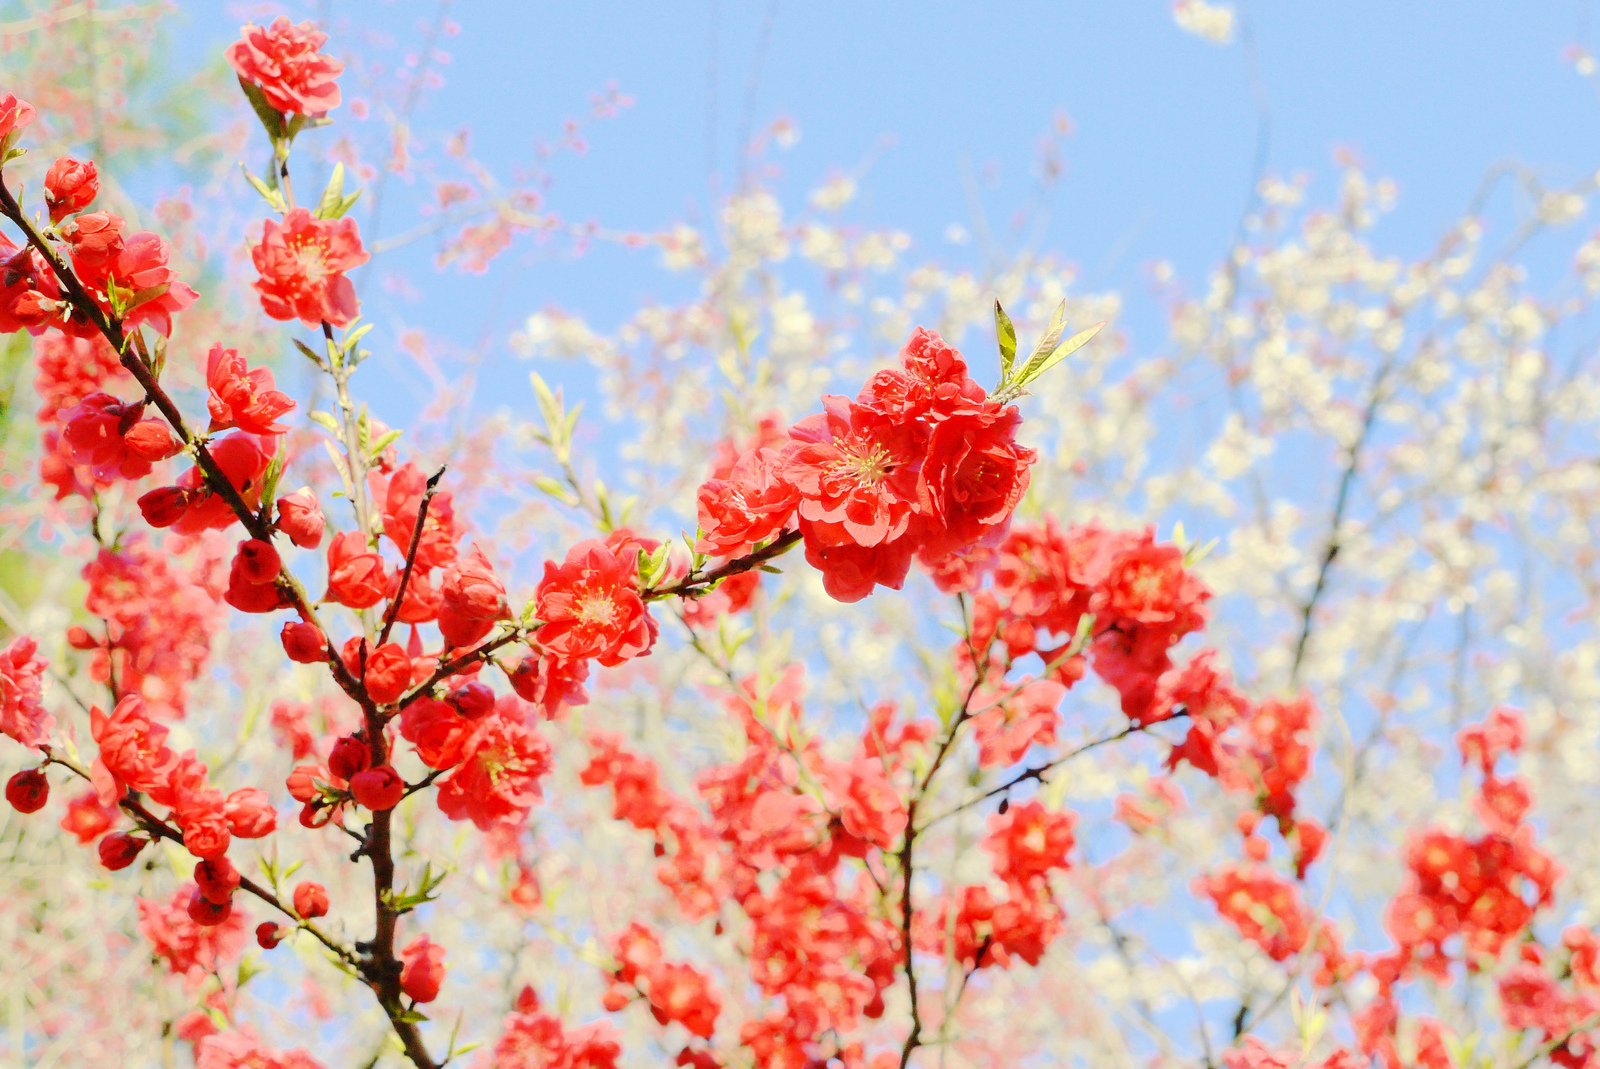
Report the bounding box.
[484,985,623,1069]
[696,327,1034,602]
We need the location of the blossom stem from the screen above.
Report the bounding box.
[378,466,445,648]
[644,528,802,602]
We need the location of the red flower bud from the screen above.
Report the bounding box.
[225,560,290,614]
[223,787,277,838]
[349,765,405,811]
[362,642,412,705]
[137,485,195,528]
[256,921,284,949]
[276,488,326,549]
[97,832,146,871]
[447,681,495,720]
[187,887,233,927]
[328,735,371,781]
[181,809,232,860]
[235,538,282,584]
[325,530,388,608]
[194,857,241,905]
[286,762,330,803]
[5,769,48,813]
[122,418,181,462]
[44,155,99,222]
[66,625,97,650]
[400,935,447,1004]
[280,620,328,663]
[292,880,330,919]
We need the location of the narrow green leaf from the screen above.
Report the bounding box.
[292,338,326,368]
[994,300,1018,383]
[309,410,342,435]
[313,162,345,220]
[1014,320,1107,388]
[239,164,286,212]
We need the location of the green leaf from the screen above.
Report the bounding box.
[313,162,345,220]
[369,428,403,461]
[237,77,287,142]
[309,410,342,436]
[1013,320,1106,389]
[259,443,288,507]
[397,1009,430,1024]
[994,300,1017,383]
[239,163,286,212]
[531,474,577,505]
[292,338,327,369]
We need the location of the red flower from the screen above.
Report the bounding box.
[0,634,52,750]
[226,16,344,116]
[5,768,47,813]
[205,344,295,435]
[642,962,721,1039]
[60,393,181,481]
[534,540,657,667]
[350,765,405,811]
[983,800,1076,889]
[438,544,511,648]
[143,432,275,534]
[224,539,289,614]
[828,756,907,851]
[275,488,325,549]
[857,326,986,422]
[915,402,1035,561]
[90,693,176,797]
[328,735,371,781]
[325,531,388,608]
[98,832,146,870]
[1096,528,1211,630]
[138,885,247,979]
[251,208,368,328]
[375,463,457,569]
[799,529,915,603]
[695,447,799,556]
[400,935,447,1003]
[505,647,591,719]
[223,788,276,838]
[195,857,241,904]
[0,91,36,143]
[44,155,99,222]
[783,395,926,549]
[436,713,553,830]
[292,881,330,919]
[280,620,328,663]
[60,789,117,843]
[399,697,473,769]
[68,228,198,338]
[187,888,233,927]
[355,642,412,705]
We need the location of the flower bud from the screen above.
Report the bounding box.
[349,765,405,811]
[5,769,48,813]
[137,485,194,529]
[98,832,146,871]
[292,880,330,919]
[194,856,241,905]
[44,155,98,222]
[280,620,328,664]
[186,887,233,927]
[256,921,284,949]
[122,418,181,462]
[362,643,412,705]
[223,787,277,838]
[234,538,283,584]
[65,625,97,650]
[328,734,371,781]
[400,935,447,1004]
[447,681,495,720]
[276,488,326,550]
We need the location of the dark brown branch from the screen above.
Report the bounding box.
[644,528,802,602]
[379,466,446,649]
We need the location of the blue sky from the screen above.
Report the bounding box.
[170,1,1600,423]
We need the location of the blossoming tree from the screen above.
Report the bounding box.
[5,9,1600,1069]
